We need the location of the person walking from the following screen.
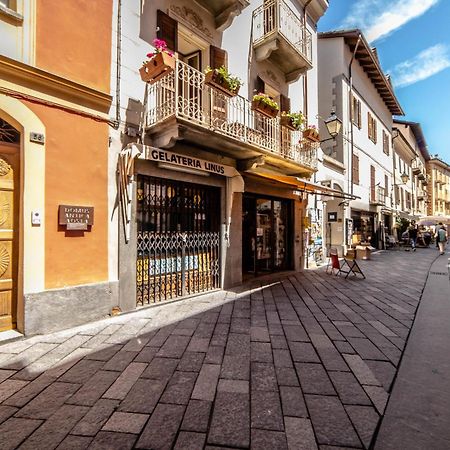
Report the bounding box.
[435,222,448,255]
[408,220,419,251]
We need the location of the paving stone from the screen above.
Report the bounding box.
[174,431,206,450]
[160,370,197,405]
[333,341,356,354]
[59,359,105,384]
[89,431,137,450]
[102,362,146,400]
[345,405,379,449]
[251,362,278,391]
[329,371,372,406]
[295,363,336,395]
[147,328,174,348]
[0,369,15,383]
[0,405,17,425]
[251,341,273,363]
[84,344,122,361]
[225,333,250,356]
[251,389,284,431]
[102,411,148,434]
[181,399,212,433]
[252,429,288,449]
[347,337,389,361]
[204,346,224,365]
[363,385,389,414]
[230,318,250,334]
[285,416,318,450]
[0,379,29,402]
[68,370,119,406]
[208,391,249,448]
[140,357,179,381]
[0,417,43,450]
[156,335,191,358]
[71,398,119,436]
[16,382,80,419]
[283,324,309,342]
[133,346,158,363]
[289,342,320,363]
[136,403,185,449]
[333,322,365,339]
[4,374,53,407]
[0,343,57,370]
[187,337,210,353]
[118,378,165,413]
[365,360,396,392]
[220,354,250,380]
[191,364,220,401]
[273,349,294,368]
[276,367,300,386]
[177,352,205,372]
[280,385,308,417]
[305,395,361,447]
[343,354,381,386]
[271,335,289,349]
[217,378,249,394]
[102,350,138,371]
[251,326,271,342]
[18,404,88,450]
[56,435,93,449]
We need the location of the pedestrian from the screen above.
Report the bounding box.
[435,222,448,255]
[408,220,418,251]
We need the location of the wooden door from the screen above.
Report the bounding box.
[0,143,19,331]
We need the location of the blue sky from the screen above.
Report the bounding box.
[318,0,450,162]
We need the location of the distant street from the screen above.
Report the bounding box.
[0,247,448,450]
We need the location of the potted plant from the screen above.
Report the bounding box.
[251,93,279,118]
[204,66,242,97]
[303,124,320,142]
[280,111,305,131]
[139,39,176,84]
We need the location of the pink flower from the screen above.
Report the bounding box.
[152,38,168,51]
[146,52,155,58]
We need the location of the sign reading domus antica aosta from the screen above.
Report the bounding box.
[58,205,94,231]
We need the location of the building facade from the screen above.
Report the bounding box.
[317,30,403,255]
[111,0,331,313]
[0,1,114,334]
[427,158,450,217]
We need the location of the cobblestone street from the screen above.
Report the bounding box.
[0,248,445,449]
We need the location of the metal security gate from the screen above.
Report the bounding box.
[136,175,221,305]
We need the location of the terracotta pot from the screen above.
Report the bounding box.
[204,70,240,97]
[303,128,320,142]
[251,99,279,118]
[139,52,176,84]
[280,115,298,131]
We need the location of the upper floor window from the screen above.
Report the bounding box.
[351,95,361,128]
[368,112,377,143]
[352,154,360,185]
[382,130,389,155]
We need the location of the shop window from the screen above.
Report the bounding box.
[368,112,377,143]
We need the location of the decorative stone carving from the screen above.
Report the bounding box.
[170,5,213,39]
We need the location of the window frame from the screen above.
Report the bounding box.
[368,112,377,143]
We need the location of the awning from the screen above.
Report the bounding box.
[250,172,359,200]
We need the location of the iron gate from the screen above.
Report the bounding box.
[136,175,221,305]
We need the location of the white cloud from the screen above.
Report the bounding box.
[388,44,450,88]
[342,0,440,42]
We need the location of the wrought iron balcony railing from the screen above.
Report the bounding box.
[144,60,318,171]
[370,186,386,206]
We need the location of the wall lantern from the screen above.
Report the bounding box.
[324,111,342,138]
[400,172,409,184]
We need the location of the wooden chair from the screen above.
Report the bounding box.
[326,247,365,279]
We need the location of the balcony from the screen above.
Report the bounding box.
[252,0,312,82]
[411,161,422,176]
[144,60,318,176]
[195,0,249,30]
[370,186,386,206]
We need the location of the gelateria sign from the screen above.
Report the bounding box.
[146,148,236,177]
[59,205,94,230]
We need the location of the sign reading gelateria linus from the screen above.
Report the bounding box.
[58,205,94,231]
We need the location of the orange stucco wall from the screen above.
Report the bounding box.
[25,101,108,289]
[35,0,113,92]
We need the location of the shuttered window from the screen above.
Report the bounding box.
[351,95,361,128]
[280,94,291,113]
[370,165,376,202]
[255,76,265,95]
[157,10,178,52]
[210,46,228,69]
[382,130,390,155]
[385,174,389,193]
[368,113,377,143]
[352,154,359,185]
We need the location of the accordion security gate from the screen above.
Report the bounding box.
[136,175,221,305]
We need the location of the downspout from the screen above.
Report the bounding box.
[114,0,122,129]
[348,33,362,197]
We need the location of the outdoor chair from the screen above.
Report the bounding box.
[326,247,365,279]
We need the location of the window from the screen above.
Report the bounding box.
[368,113,377,143]
[352,154,359,185]
[370,165,375,202]
[382,130,389,155]
[385,174,389,193]
[351,95,361,128]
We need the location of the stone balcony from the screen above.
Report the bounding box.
[251,0,312,82]
[195,0,249,30]
[144,60,318,176]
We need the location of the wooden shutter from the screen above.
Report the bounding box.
[370,165,375,201]
[373,120,377,143]
[352,154,359,185]
[210,46,228,69]
[368,113,372,140]
[385,174,389,193]
[395,185,399,205]
[255,76,265,95]
[280,95,291,113]
[157,10,178,52]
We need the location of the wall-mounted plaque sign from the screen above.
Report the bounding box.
[59,205,94,231]
[328,212,338,222]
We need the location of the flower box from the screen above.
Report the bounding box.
[139,52,176,84]
[252,99,279,119]
[280,115,298,131]
[303,128,320,142]
[204,69,240,97]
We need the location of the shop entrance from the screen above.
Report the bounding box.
[136,176,221,305]
[242,194,292,275]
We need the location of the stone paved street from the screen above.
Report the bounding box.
[0,248,445,449]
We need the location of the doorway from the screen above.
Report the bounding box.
[242,194,292,275]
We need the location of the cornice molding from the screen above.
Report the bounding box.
[0,55,112,114]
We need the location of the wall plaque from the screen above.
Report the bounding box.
[59,205,94,231]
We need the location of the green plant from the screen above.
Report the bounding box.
[252,93,279,110]
[282,111,305,129]
[395,217,410,234]
[205,66,242,92]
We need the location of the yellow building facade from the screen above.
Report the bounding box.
[427,158,450,217]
